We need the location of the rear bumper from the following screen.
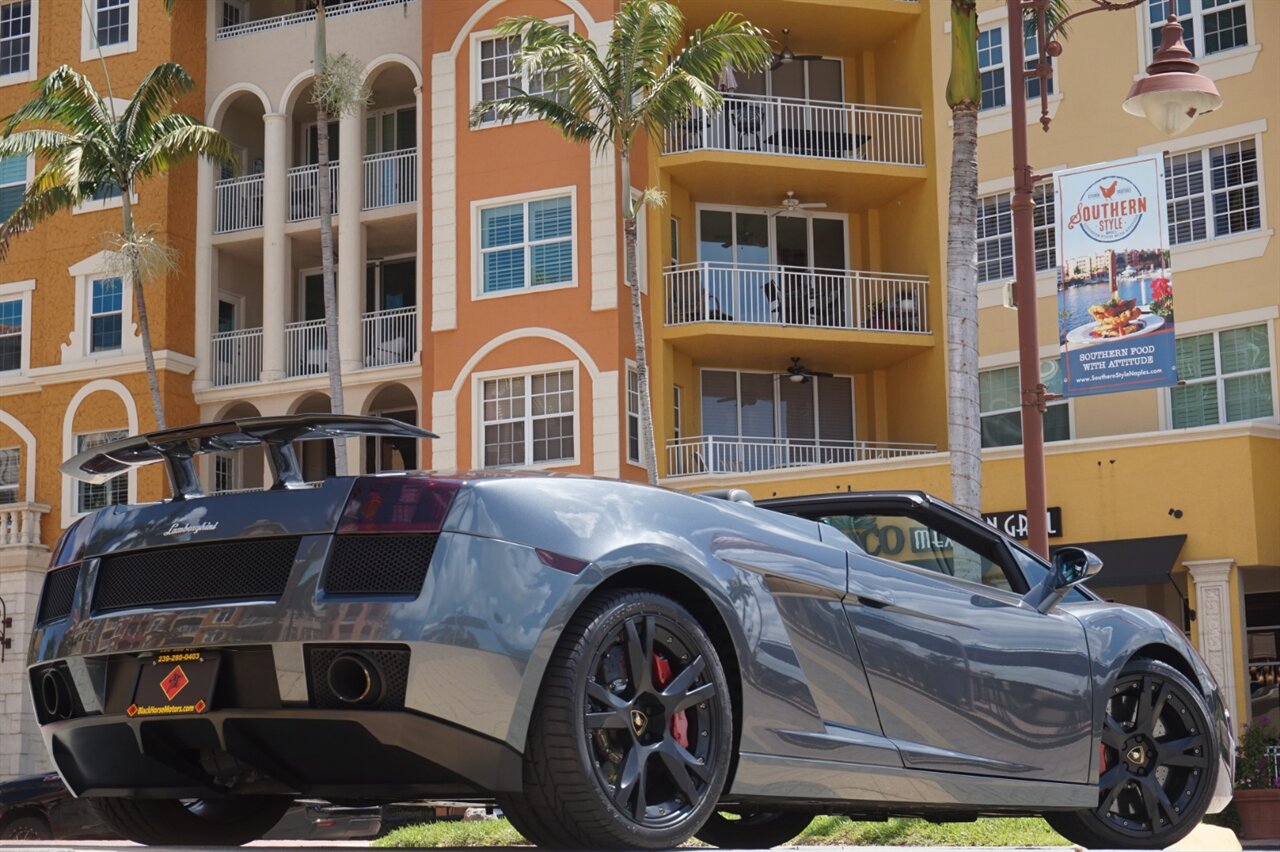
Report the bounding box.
[43,707,521,800]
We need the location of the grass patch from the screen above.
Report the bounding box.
[375,818,526,847]
[795,815,1070,846]
[375,815,1070,848]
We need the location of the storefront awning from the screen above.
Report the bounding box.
[1050,535,1187,588]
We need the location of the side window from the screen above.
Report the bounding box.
[822,512,1014,592]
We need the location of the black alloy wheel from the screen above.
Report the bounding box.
[1047,658,1218,850]
[89,795,292,846]
[498,590,733,849]
[0,815,52,840]
[695,811,815,848]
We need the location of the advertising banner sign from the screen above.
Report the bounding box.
[1054,154,1176,397]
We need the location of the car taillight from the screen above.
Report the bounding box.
[338,477,461,533]
[50,519,91,568]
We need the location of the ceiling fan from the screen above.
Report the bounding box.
[771,29,822,71]
[770,191,827,218]
[784,357,834,384]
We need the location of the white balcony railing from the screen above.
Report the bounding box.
[288,163,340,222]
[363,150,417,210]
[0,502,49,547]
[362,306,418,368]
[664,93,924,167]
[665,262,929,334]
[216,0,413,40]
[285,318,328,377]
[667,436,936,478]
[211,327,263,387]
[214,174,264,233]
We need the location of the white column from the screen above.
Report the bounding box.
[592,369,620,477]
[192,159,216,391]
[261,112,289,382]
[430,53,457,332]
[1185,558,1241,724]
[413,84,424,357]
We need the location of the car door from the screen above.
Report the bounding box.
[788,494,1094,783]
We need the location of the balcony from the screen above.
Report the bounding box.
[211,327,263,387]
[666,435,936,478]
[362,306,417,368]
[664,93,924,168]
[288,163,341,223]
[285,318,328,378]
[214,174,264,233]
[216,0,411,40]
[665,262,929,334]
[363,150,417,210]
[1,501,49,547]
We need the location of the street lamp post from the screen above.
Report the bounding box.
[1005,0,1221,557]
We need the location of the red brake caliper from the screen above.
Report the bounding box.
[652,654,689,748]
[1099,743,1110,773]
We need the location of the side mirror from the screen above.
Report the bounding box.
[1025,547,1103,613]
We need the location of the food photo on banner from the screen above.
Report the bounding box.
[1054,154,1176,397]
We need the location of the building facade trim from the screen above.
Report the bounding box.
[59,378,139,527]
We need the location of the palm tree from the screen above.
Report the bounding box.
[944,1,1067,516]
[0,64,235,430]
[471,0,771,484]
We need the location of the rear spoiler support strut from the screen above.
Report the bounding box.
[60,415,436,499]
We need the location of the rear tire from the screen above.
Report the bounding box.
[696,811,814,848]
[89,796,292,846]
[502,589,733,849]
[1,815,52,840]
[1046,658,1218,850]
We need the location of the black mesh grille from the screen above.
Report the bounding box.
[322,535,437,596]
[93,537,300,613]
[307,646,410,710]
[38,565,80,624]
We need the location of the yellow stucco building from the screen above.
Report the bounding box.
[653,0,1279,739]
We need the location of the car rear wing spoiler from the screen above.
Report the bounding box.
[60,414,437,500]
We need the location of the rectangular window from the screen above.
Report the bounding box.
[214,454,236,493]
[627,368,641,464]
[0,446,17,503]
[90,277,123,352]
[1150,0,1249,58]
[977,186,1056,284]
[0,155,26,221]
[95,0,129,48]
[979,359,1070,448]
[670,217,680,265]
[1023,28,1054,101]
[475,25,568,125]
[1171,324,1273,428]
[672,385,682,442]
[0,296,21,371]
[977,28,1006,111]
[1164,139,1261,245]
[482,369,575,467]
[480,194,573,293]
[0,1,32,79]
[76,430,128,513]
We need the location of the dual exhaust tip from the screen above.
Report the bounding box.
[325,652,386,707]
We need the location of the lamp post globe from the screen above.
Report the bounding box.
[1124,15,1223,136]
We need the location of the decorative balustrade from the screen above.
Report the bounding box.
[663,93,924,167]
[211,327,263,387]
[213,174,264,233]
[362,306,418,368]
[216,0,413,39]
[665,262,929,334]
[0,502,49,547]
[666,436,936,478]
[285,319,328,377]
[363,150,417,210]
[287,163,340,222]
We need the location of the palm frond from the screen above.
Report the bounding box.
[471,93,603,147]
[0,184,77,260]
[2,66,112,139]
[122,63,195,144]
[0,128,77,159]
[134,123,239,179]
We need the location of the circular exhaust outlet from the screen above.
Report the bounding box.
[326,653,384,706]
[39,668,73,720]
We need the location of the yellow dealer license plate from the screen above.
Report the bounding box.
[128,651,220,718]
